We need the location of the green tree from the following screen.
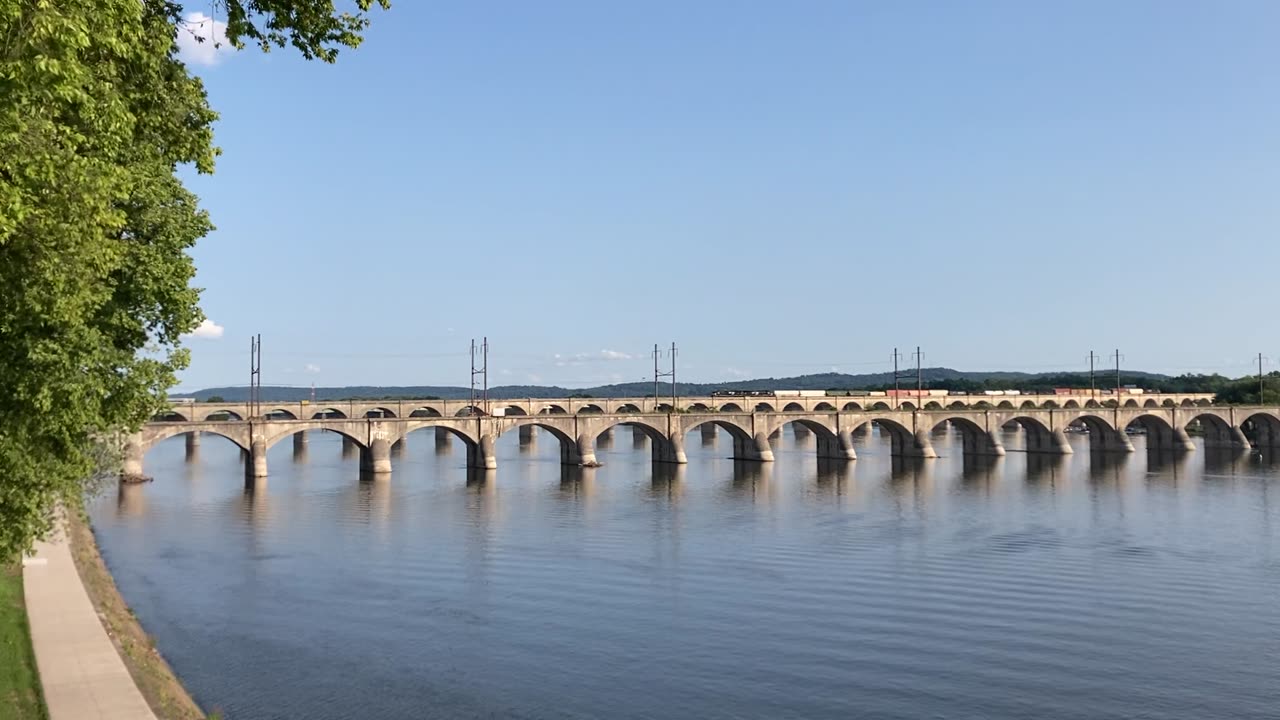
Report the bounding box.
[0,0,386,557]
[204,396,226,403]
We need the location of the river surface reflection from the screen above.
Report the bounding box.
[90,425,1280,719]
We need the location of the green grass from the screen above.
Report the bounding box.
[0,562,46,720]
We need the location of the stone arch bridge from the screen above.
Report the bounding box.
[129,404,1280,481]
[163,392,1217,424]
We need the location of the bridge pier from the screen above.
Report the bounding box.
[632,425,648,448]
[1094,428,1135,453]
[793,424,812,440]
[391,437,405,455]
[122,438,145,480]
[597,427,614,448]
[816,429,857,461]
[467,434,497,469]
[292,431,308,452]
[435,427,452,452]
[657,432,687,464]
[1023,427,1073,454]
[185,432,200,460]
[245,439,268,479]
[960,429,1006,456]
[342,435,358,457]
[519,425,536,445]
[911,425,942,458]
[360,438,392,474]
[732,432,775,462]
[1171,426,1197,451]
[1230,425,1252,449]
[700,424,717,445]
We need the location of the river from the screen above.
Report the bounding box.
[89,424,1280,719]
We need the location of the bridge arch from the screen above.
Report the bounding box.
[310,407,347,419]
[924,401,943,410]
[719,402,744,412]
[842,402,863,412]
[141,425,248,454]
[265,408,298,420]
[754,402,776,412]
[1063,400,1080,408]
[899,401,917,411]
[870,401,890,411]
[996,400,1014,409]
[262,423,367,452]
[408,406,442,417]
[867,416,916,455]
[947,401,967,410]
[1084,400,1101,409]
[682,403,707,413]
[814,402,836,412]
[1143,399,1159,408]
[783,402,805,412]
[498,405,528,416]
[153,410,189,422]
[576,404,605,414]
[1240,412,1280,448]
[203,409,245,421]
[1020,400,1036,409]
[363,407,397,418]
[1123,399,1140,408]
[537,404,568,415]
[496,421,576,462]
[1042,400,1059,409]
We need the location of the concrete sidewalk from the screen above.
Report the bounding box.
[23,523,156,720]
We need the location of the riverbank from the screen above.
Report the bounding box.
[65,507,211,720]
[0,561,45,719]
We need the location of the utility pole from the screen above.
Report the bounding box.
[912,346,924,407]
[1259,352,1267,404]
[1109,348,1123,395]
[249,334,261,419]
[654,343,674,412]
[1087,350,1099,399]
[891,347,904,397]
[310,382,315,405]
[470,337,488,416]
[670,341,678,411]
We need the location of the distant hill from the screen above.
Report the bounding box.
[173,368,1177,402]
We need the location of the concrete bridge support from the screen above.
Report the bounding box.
[391,437,404,455]
[959,429,1006,457]
[122,438,145,479]
[360,438,392,475]
[597,427,614,448]
[293,431,308,452]
[816,429,857,461]
[632,426,647,448]
[467,434,497,469]
[657,432,687,464]
[185,432,200,460]
[342,435,358,457]
[1093,428,1136,453]
[794,424,811,440]
[435,427,452,451]
[246,439,268,480]
[518,425,536,445]
[1023,427,1073,455]
[732,432,775,462]
[700,424,717,445]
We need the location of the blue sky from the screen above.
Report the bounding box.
[173,1,1280,391]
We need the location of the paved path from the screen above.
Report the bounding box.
[23,522,156,720]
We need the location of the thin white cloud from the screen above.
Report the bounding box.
[724,367,751,379]
[185,318,224,340]
[554,350,635,367]
[176,12,230,66]
[304,363,321,374]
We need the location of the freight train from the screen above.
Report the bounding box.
[710,387,1152,398]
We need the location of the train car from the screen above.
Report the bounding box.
[868,391,887,397]
[983,390,1006,396]
[798,390,826,398]
[774,390,801,397]
[927,389,949,397]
